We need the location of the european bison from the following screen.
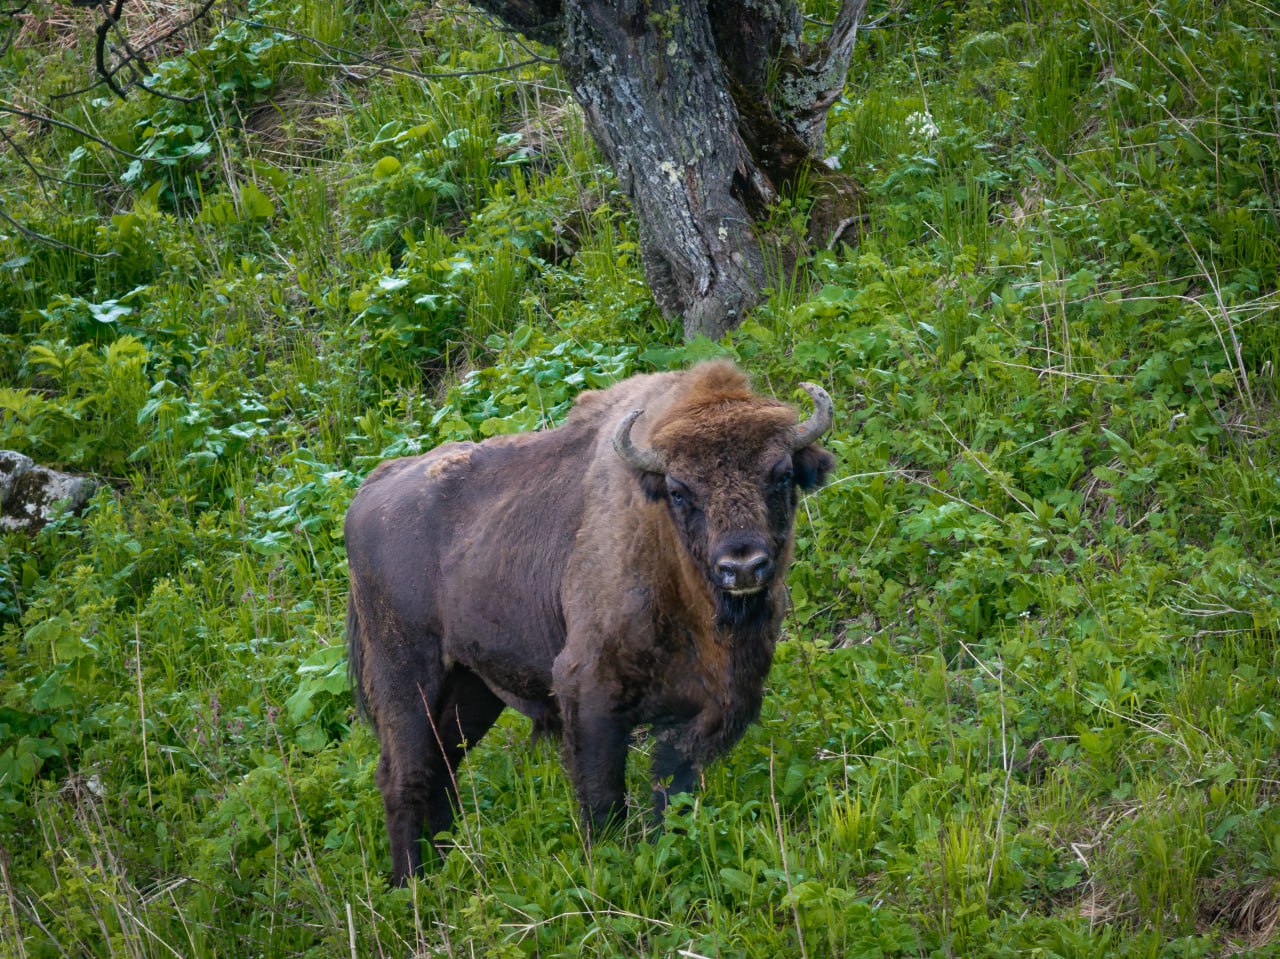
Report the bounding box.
[345,360,834,882]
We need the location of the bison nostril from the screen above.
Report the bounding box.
[750,556,773,583]
[716,551,772,589]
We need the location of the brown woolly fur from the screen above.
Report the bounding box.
[345,360,834,884]
[649,361,797,454]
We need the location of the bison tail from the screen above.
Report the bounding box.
[346,591,374,727]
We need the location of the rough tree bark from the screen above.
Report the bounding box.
[469,0,867,339]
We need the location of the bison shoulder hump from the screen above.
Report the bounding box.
[354,443,477,503]
[420,445,476,481]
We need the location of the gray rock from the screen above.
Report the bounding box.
[0,451,100,532]
[0,450,34,505]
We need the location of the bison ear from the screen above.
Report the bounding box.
[638,471,667,501]
[794,445,834,491]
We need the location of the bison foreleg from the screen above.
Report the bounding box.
[562,703,629,838]
[650,736,699,823]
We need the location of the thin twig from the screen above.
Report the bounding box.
[96,0,130,99]
[135,622,154,809]
[345,901,357,959]
[934,414,1037,516]
[0,210,114,258]
[0,129,109,190]
[457,6,558,65]
[0,102,147,159]
[769,747,809,959]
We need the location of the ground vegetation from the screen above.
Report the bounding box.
[1,0,1279,955]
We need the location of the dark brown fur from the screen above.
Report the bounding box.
[344,361,833,883]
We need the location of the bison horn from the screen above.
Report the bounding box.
[791,383,834,450]
[613,409,666,474]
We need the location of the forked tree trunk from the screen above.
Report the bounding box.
[469,0,867,339]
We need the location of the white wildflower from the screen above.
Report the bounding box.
[906,110,940,141]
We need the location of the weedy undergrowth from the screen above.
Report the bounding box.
[2,0,1279,956]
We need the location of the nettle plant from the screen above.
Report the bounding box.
[1,334,151,471]
[60,15,290,212]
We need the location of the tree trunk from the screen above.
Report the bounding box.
[468,0,867,339]
[562,0,770,339]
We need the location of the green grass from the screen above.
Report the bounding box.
[2,0,1280,955]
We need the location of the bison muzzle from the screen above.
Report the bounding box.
[344,360,834,883]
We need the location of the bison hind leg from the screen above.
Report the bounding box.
[422,667,506,856]
[374,662,505,884]
[374,699,438,885]
[349,595,444,883]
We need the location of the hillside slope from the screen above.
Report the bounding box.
[2,0,1278,955]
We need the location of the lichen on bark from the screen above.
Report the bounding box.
[469,0,867,338]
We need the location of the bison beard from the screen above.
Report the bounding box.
[344,360,834,883]
[715,590,773,632]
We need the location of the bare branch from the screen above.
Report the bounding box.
[109,10,157,83]
[436,3,558,65]
[96,0,130,99]
[807,0,868,105]
[48,74,113,102]
[0,0,32,55]
[0,101,148,159]
[777,0,868,148]
[458,0,563,47]
[135,77,201,103]
[0,129,110,190]
[46,0,218,101]
[804,5,901,30]
[0,209,114,258]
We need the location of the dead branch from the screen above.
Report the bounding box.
[0,209,114,257]
[0,101,147,159]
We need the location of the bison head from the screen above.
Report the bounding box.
[613,363,834,622]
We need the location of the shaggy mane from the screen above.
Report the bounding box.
[652,361,797,452]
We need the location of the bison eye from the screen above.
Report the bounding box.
[768,457,795,492]
[666,478,693,508]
